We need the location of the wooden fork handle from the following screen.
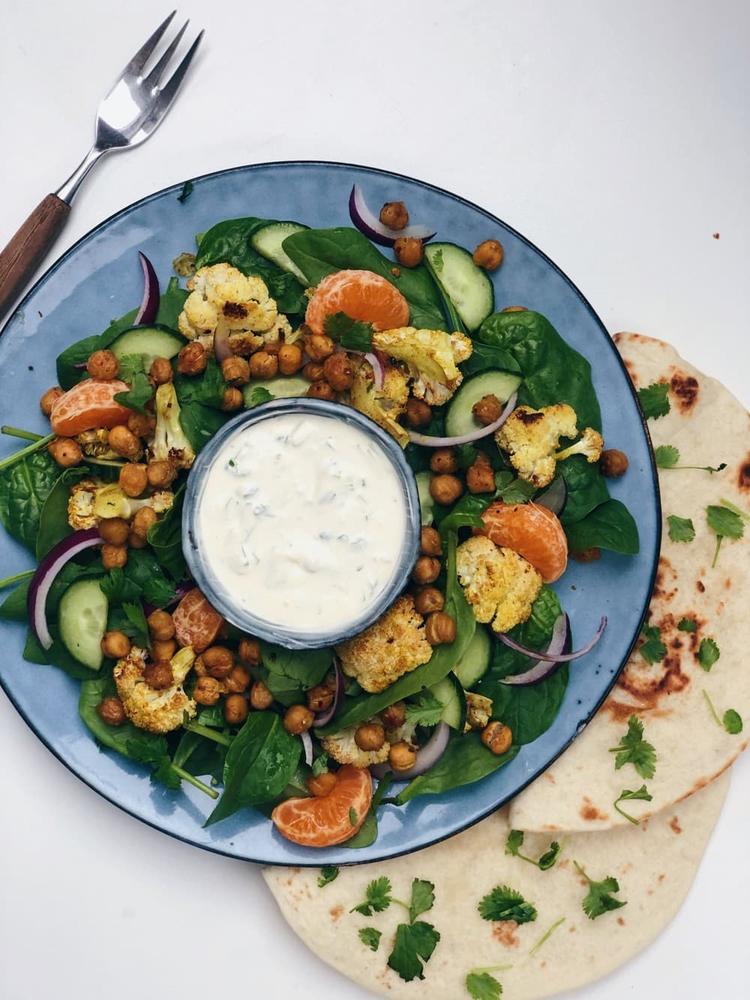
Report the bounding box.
[0,194,71,323]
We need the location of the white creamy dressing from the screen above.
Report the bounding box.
[196,413,407,633]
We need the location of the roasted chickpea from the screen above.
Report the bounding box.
[429,474,464,506]
[149,356,173,385]
[128,530,147,550]
[394,237,423,268]
[305,334,335,362]
[263,341,282,356]
[222,356,251,385]
[248,350,278,379]
[307,685,334,713]
[412,556,441,586]
[177,341,207,376]
[404,397,432,428]
[472,393,502,427]
[354,722,385,751]
[147,459,176,489]
[307,381,336,401]
[86,349,119,379]
[108,425,141,460]
[302,361,325,382]
[307,771,338,797]
[224,694,249,726]
[147,609,175,641]
[430,447,458,474]
[278,343,304,375]
[119,462,148,498]
[420,526,442,557]
[413,586,445,615]
[238,638,262,667]
[221,387,244,412]
[600,449,629,478]
[40,386,64,416]
[127,411,156,438]
[481,721,513,755]
[98,517,130,545]
[151,638,177,661]
[131,506,157,540]
[571,547,601,563]
[101,630,131,659]
[194,675,221,706]
[250,680,274,711]
[96,696,126,727]
[466,461,496,494]
[225,664,252,693]
[472,239,504,271]
[101,543,128,569]
[144,660,174,690]
[389,741,417,773]
[425,611,457,645]
[48,437,83,468]
[380,701,406,729]
[202,645,234,679]
[501,305,527,313]
[323,352,355,392]
[283,704,315,735]
[379,200,409,230]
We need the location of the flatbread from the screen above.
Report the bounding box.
[264,772,728,1000]
[509,334,750,832]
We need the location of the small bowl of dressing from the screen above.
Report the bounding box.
[183,398,422,649]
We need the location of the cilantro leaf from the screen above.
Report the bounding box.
[351,876,392,916]
[358,927,382,952]
[678,617,697,633]
[387,921,440,982]
[609,715,657,779]
[466,972,503,999]
[99,568,142,605]
[317,866,339,888]
[324,311,374,352]
[504,830,524,857]
[150,756,182,791]
[117,353,147,383]
[311,752,330,777]
[409,879,435,923]
[637,381,670,420]
[120,601,150,648]
[478,885,537,924]
[697,637,720,672]
[114,371,154,413]
[245,386,275,409]
[538,842,561,871]
[638,625,667,666]
[667,515,695,543]
[706,503,744,567]
[654,444,679,468]
[574,862,627,919]
[613,784,653,825]
[723,710,743,735]
[405,692,445,728]
[177,180,194,203]
[496,477,537,504]
[504,829,560,870]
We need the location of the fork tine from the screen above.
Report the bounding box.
[153,30,204,109]
[124,10,177,78]
[142,19,189,91]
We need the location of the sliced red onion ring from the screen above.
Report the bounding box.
[143,579,193,617]
[408,391,517,448]
[371,721,450,781]
[499,615,607,666]
[213,327,233,364]
[27,528,102,649]
[364,352,385,390]
[500,614,569,686]
[535,476,568,516]
[313,657,344,728]
[348,185,436,248]
[134,251,160,326]
[301,730,314,768]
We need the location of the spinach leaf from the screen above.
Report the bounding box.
[122,549,177,607]
[174,358,226,411]
[261,643,333,687]
[0,579,30,621]
[99,567,142,605]
[156,277,188,329]
[206,712,301,826]
[563,499,639,555]
[460,341,522,377]
[36,466,90,558]
[0,449,60,551]
[283,227,445,330]
[179,400,229,453]
[147,487,187,581]
[558,455,610,525]
[395,734,518,804]
[173,730,226,781]
[24,629,99,680]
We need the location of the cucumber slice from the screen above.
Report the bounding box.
[424,242,494,331]
[429,675,467,731]
[243,375,309,408]
[251,222,310,285]
[453,626,491,690]
[58,579,109,671]
[445,371,522,437]
[415,471,434,526]
[110,325,185,371]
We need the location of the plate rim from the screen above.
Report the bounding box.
[0,159,662,865]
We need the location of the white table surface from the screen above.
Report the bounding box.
[1,1,749,997]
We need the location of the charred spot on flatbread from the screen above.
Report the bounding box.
[652,556,678,604]
[669,817,682,834]
[607,612,693,716]
[669,370,700,412]
[580,798,609,822]
[738,455,750,492]
[492,921,520,948]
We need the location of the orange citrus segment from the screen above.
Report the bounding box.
[305,269,410,335]
[271,765,373,847]
[173,588,224,653]
[50,379,132,436]
[480,501,568,583]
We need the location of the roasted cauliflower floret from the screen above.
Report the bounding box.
[456,536,542,634]
[495,403,578,488]
[336,595,432,693]
[554,426,604,464]
[372,327,473,406]
[67,479,102,529]
[349,360,410,447]
[465,692,493,732]
[178,263,280,348]
[321,724,390,768]
[76,429,122,460]
[92,483,174,521]
[114,646,197,733]
[149,383,195,470]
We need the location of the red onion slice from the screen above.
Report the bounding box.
[27,528,102,649]
[213,327,233,364]
[134,252,160,326]
[301,730,314,768]
[408,391,517,448]
[535,476,568,516]
[313,658,344,728]
[500,614,569,686]
[364,352,385,391]
[499,615,607,665]
[371,721,450,781]
[348,185,436,248]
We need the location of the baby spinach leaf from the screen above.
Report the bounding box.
[557,456,610,525]
[155,276,189,330]
[24,629,99,680]
[460,340,521,377]
[0,579,30,621]
[122,549,177,607]
[36,466,90,558]
[147,487,187,581]
[396,734,517,804]
[0,449,60,552]
[99,567,142,605]
[179,400,229,453]
[260,643,333,687]
[563,499,639,555]
[174,358,226,411]
[56,310,138,389]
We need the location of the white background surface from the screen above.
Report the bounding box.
[1,1,749,997]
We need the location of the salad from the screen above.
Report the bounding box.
[0,184,639,849]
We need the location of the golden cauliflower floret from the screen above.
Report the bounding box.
[114,646,197,734]
[336,595,432,694]
[372,327,472,406]
[349,360,410,447]
[321,725,390,768]
[67,479,103,530]
[178,263,280,348]
[456,536,542,634]
[464,692,493,732]
[75,429,121,460]
[495,403,578,489]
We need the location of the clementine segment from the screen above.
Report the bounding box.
[50,379,132,436]
[271,765,373,847]
[305,269,410,335]
[173,587,224,652]
[480,501,568,583]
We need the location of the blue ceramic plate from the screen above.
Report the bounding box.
[0,162,660,865]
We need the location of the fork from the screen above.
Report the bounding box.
[0,11,204,322]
